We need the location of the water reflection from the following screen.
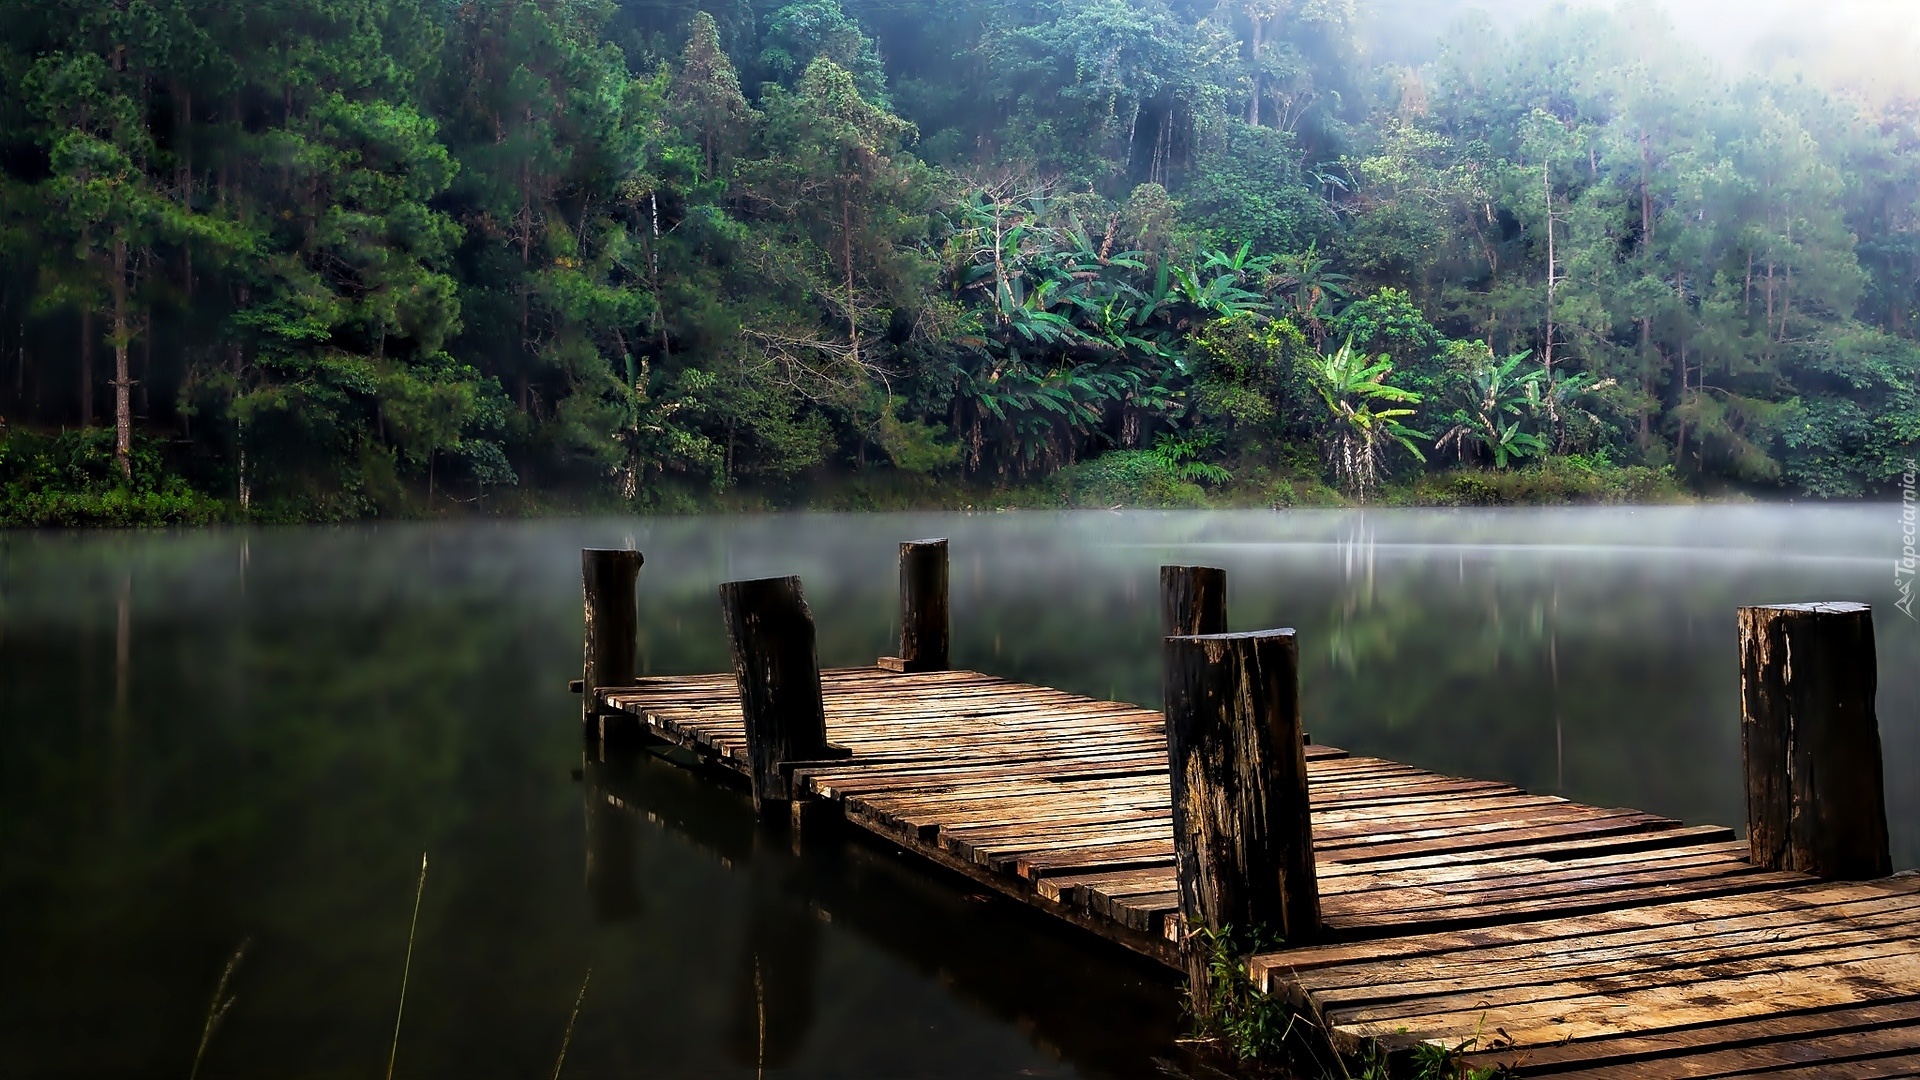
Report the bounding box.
[584,753,824,1070]
[1,508,1911,1077]
[583,746,1183,1078]
[722,834,820,1073]
[582,756,643,923]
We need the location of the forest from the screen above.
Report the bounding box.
[0,0,1915,522]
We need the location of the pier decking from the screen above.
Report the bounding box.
[598,666,1920,1077]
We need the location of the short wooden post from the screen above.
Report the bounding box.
[1164,630,1319,1012]
[1738,602,1890,880]
[880,538,949,673]
[582,548,643,725]
[1160,565,1228,637]
[720,576,834,813]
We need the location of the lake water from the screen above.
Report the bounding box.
[3,508,1913,1078]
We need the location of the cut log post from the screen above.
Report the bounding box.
[1738,602,1890,880]
[880,538,949,673]
[720,576,834,813]
[582,548,643,726]
[1160,565,1228,638]
[1163,629,1319,1013]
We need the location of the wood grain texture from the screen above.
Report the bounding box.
[1163,631,1319,948]
[1738,602,1889,879]
[897,539,950,672]
[595,665,1920,1078]
[719,576,832,811]
[1159,565,1227,637]
[581,548,642,723]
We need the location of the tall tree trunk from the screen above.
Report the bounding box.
[1779,207,1793,344]
[1638,317,1651,450]
[1675,335,1688,471]
[842,195,859,371]
[520,121,533,349]
[1246,17,1264,126]
[1543,155,1556,378]
[139,317,150,420]
[112,236,132,480]
[1765,260,1776,343]
[651,192,667,355]
[175,85,191,198]
[80,308,94,429]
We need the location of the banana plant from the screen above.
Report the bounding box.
[1168,263,1267,321]
[1202,242,1276,279]
[1304,337,1428,499]
[1265,242,1350,344]
[1528,367,1617,453]
[1436,351,1549,468]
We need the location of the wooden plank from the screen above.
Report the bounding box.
[1459,1000,1920,1076]
[1255,878,1920,981]
[604,667,1920,1080]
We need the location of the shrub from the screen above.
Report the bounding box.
[1405,456,1685,506]
[1055,450,1210,508]
[0,429,226,527]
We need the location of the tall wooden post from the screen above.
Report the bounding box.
[1161,565,1228,637]
[721,576,834,813]
[582,548,643,725]
[883,539,950,673]
[1164,629,1319,1012]
[1738,602,1890,880]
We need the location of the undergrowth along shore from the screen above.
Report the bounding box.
[3,427,1696,527]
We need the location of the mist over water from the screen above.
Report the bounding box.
[2,508,1913,1076]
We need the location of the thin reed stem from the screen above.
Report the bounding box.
[386,853,428,1080]
[189,939,249,1080]
[549,968,592,1080]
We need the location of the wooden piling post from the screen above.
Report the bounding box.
[582,548,643,726]
[720,576,836,813]
[1164,629,1319,1010]
[1160,565,1228,637]
[1738,602,1890,880]
[880,539,949,673]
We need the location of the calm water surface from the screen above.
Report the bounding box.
[3,508,1913,1078]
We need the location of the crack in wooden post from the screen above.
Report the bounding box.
[720,575,845,814]
[1164,628,1319,1014]
[1161,565,1228,638]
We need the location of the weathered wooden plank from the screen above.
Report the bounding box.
[1457,999,1920,1076]
[602,662,1920,1079]
[1256,878,1920,988]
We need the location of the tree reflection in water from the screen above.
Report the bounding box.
[1,509,1909,1077]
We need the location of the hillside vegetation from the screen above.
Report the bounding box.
[1,0,1914,522]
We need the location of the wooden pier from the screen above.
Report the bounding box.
[578,546,1915,1077]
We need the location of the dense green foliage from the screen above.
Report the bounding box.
[0,0,1914,519]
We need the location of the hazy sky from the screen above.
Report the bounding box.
[1362,0,1920,68]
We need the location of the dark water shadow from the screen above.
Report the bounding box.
[582,747,1190,1079]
